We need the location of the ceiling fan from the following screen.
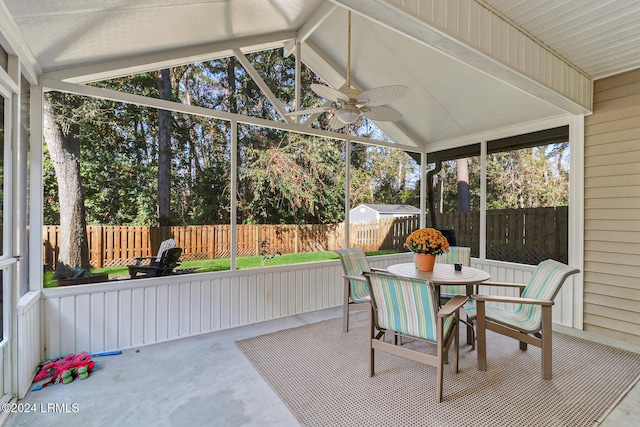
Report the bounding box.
[288,10,409,129]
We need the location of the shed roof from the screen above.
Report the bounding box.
[355,204,420,214]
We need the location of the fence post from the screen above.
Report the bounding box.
[96,226,104,269]
[208,225,215,259]
[255,226,260,256]
[295,226,300,253]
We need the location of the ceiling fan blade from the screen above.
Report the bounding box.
[286,106,332,116]
[311,84,349,103]
[356,85,409,107]
[329,114,348,130]
[361,105,404,122]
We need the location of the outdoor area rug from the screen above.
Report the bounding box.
[236,312,640,427]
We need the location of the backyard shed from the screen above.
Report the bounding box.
[349,203,419,222]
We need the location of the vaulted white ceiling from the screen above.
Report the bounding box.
[3,0,640,149]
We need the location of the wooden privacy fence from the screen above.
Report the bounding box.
[437,206,568,265]
[43,207,567,269]
[43,217,416,269]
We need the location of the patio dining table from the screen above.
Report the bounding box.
[386,262,490,344]
[387,262,490,294]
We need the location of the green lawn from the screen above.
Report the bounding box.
[44,249,403,288]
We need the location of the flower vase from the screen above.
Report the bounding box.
[415,253,436,272]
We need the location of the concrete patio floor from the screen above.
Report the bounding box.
[5,306,640,427]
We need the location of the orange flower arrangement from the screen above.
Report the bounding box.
[404,228,450,256]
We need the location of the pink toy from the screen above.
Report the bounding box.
[32,351,96,390]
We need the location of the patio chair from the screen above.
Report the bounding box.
[128,247,183,279]
[436,246,477,349]
[334,248,386,332]
[364,271,467,402]
[472,259,580,379]
[130,238,176,268]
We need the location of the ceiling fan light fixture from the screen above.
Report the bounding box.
[336,107,361,124]
[286,10,408,126]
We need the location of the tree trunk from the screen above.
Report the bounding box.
[227,57,237,114]
[456,158,470,212]
[43,98,91,276]
[158,69,172,226]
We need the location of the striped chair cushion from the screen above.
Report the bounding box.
[462,300,477,320]
[484,303,540,333]
[485,259,579,333]
[436,246,471,265]
[369,274,455,342]
[437,247,471,298]
[335,248,371,303]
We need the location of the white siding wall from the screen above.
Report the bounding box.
[584,69,640,344]
[349,205,378,222]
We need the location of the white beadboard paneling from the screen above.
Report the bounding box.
[144,286,157,343]
[296,270,305,312]
[40,253,575,356]
[255,274,265,322]
[132,288,145,346]
[214,279,223,328]
[118,290,132,349]
[60,296,76,352]
[221,277,232,328]
[75,293,91,351]
[201,281,212,332]
[156,284,169,341]
[40,255,409,356]
[178,283,190,337]
[190,281,202,334]
[485,0,640,79]
[17,292,41,398]
[90,293,105,351]
[168,284,181,338]
[105,292,119,350]
[231,276,241,326]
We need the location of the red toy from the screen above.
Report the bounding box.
[32,351,96,391]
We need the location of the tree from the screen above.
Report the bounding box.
[238,133,345,224]
[486,145,568,209]
[433,144,569,213]
[42,48,421,231]
[43,94,91,275]
[158,69,172,226]
[348,144,420,207]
